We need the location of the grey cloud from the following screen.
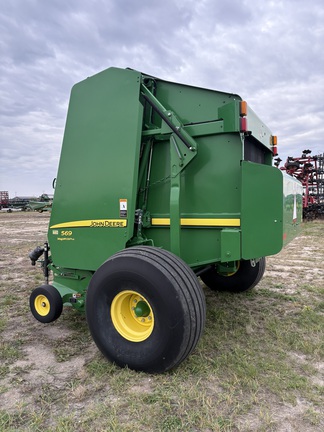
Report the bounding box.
[0,0,323,196]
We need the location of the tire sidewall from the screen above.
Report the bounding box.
[30,285,63,323]
[224,260,260,291]
[86,255,188,373]
[201,258,265,292]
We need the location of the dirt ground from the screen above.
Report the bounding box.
[0,212,323,431]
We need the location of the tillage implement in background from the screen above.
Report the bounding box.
[276,150,324,220]
[29,67,302,373]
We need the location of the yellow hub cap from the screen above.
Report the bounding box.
[34,294,50,316]
[111,290,154,342]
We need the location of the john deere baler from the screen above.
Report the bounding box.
[29,67,302,373]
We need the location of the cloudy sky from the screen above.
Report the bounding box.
[1,0,323,197]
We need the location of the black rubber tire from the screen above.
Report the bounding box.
[86,246,206,373]
[30,285,63,323]
[200,258,266,293]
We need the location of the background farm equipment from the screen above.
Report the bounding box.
[28,194,53,212]
[0,191,9,209]
[0,193,31,211]
[278,151,324,220]
[0,192,53,212]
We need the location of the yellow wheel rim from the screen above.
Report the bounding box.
[34,294,50,316]
[111,290,154,342]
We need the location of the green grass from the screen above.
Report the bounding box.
[0,214,323,431]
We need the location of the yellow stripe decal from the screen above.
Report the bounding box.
[51,218,239,229]
[151,218,240,227]
[50,219,127,229]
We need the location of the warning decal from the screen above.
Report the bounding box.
[120,199,127,218]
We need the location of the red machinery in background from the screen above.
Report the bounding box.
[0,191,9,209]
[275,151,324,220]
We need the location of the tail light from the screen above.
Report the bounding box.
[240,101,248,132]
[240,117,248,132]
[240,101,248,117]
[271,135,278,156]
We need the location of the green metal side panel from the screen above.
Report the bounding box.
[241,161,283,259]
[220,229,241,262]
[139,75,279,267]
[143,132,243,266]
[151,79,241,126]
[48,68,143,270]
